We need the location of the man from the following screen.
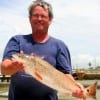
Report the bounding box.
[1,0,86,100]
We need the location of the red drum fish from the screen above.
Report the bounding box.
[12,53,97,100]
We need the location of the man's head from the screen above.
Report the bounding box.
[28,0,53,19]
[28,0,53,33]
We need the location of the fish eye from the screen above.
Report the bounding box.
[87,89,89,93]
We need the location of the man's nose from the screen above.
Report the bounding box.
[38,16,42,20]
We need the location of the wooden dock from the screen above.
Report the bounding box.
[73,72,100,80]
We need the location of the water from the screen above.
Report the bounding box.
[0,97,7,100]
[0,80,100,100]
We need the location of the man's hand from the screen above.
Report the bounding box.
[72,82,87,100]
[65,74,87,99]
[1,59,24,75]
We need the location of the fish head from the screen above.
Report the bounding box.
[85,81,97,99]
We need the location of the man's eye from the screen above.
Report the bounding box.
[32,14,48,19]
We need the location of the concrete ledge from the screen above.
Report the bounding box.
[0,92,8,97]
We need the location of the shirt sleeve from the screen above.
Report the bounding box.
[2,35,20,60]
[56,41,72,74]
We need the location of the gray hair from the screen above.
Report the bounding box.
[28,0,53,19]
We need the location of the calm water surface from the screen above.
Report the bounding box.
[0,80,100,100]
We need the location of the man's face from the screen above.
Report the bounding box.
[29,5,52,32]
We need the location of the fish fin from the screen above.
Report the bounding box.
[85,81,97,99]
[35,71,43,80]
